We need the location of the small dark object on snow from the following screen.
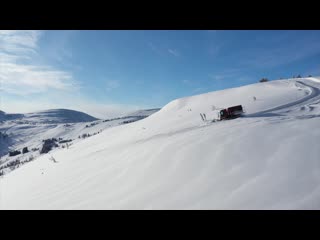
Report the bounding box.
[9,150,21,157]
[40,139,59,154]
[200,113,204,121]
[59,139,72,144]
[49,156,58,163]
[259,78,269,83]
[22,147,29,154]
[219,105,244,120]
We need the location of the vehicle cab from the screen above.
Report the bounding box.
[219,109,228,120]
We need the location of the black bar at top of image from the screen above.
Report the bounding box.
[1,3,320,30]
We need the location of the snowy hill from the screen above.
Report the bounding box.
[23,109,98,124]
[0,110,24,122]
[1,77,320,209]
[0,108,159,174]
[0,108,98,159]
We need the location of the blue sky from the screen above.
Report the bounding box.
[1,30,320,118]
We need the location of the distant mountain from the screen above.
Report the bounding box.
[0,110,24,121]
[23,109,99,124]
[0,111,4,121]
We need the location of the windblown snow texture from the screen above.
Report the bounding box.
[2,78,320,209]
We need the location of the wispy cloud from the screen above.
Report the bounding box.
[0,62,77,95]
[44,30,77,65]
[148,42,162,55]
[182,79,192,86]
[192,87,207,93]
[106,80,120,91]
[208,68,243,81]
[0,30,77,95]
[148,42,180,58]
[0,30,40,54]
[238,33,320,69]
[208,74,225,81]
[168,48,180,57]
[208,45,222,56]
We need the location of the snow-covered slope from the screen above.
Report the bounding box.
[0,109,98,159]
[124,108,161,118]
[0,108,159,174]
[2,78,320,209]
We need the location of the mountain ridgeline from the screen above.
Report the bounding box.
[1,109,98,124]
[0,110,24,122]
[23,109,99,124]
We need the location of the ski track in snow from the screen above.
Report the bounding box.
[245,79,320,117]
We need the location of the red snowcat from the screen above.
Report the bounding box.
[218,105,244,120]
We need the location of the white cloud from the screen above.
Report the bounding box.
[168,48,180,57]
[0,62,76,95]
[0,30,40,54]
[182,79,191,85]
[0,30,76,95]
[0,31,147,118]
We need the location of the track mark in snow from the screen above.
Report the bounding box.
[246,80,320,118]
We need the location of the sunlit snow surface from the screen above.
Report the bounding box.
[1,78,320,209]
